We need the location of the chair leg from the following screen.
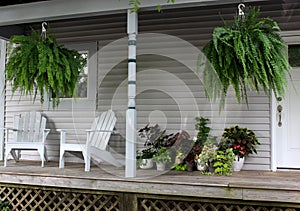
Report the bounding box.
[37,147,45,168]
[11,150,19,162]
[4,147,11,167]
[44,146,48,162]
[83,150,90,172]
[59,150,65,169]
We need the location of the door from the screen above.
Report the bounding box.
[276,44,300,169]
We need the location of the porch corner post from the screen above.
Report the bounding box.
[0,39,6,161]
[125,9,138,178]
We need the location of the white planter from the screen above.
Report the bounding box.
[197,163,206,171]
[140,158,153,169]
[233,156,245,171]
[156,162,166,171]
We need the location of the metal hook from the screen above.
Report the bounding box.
[238,3,245,16]
[41,22,47,41]
[42,22,47,33]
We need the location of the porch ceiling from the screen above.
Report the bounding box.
[0,0,266,27]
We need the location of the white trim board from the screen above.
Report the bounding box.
[0,39,6,160]
[0,0,266,27]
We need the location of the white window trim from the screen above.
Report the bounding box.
[43,42,97,110]
[0,39,6,160]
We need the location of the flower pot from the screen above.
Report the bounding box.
[233,156,244,171]
[156,162,166,171]
[140,158,153,169]
[197,162,206,171]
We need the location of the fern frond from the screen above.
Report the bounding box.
[202,6,291,108]
[5,28,87,108]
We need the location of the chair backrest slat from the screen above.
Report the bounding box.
[13,114,22,142]
[33,112,42,142]
[13,111,45,142]
[89,110,116,150]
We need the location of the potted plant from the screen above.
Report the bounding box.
[153,147,171,171]
[202,6,291,107]
[5,27,87,108]
[138,124,176,152]
[174,147,184,164]
[194,117,217,171]
[137,124,176,169]
[219,125,260,171]
[136,148,155,169]
[195,143,216,171]
[195,117,211,147]
[211,148,235,176]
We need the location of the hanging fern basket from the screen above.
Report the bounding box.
[203,6,291,106]
[5,27,86,108]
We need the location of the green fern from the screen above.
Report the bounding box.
[203,7,291,106]
[5,29,86,108]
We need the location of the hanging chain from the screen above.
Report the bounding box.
[41,22,47,41]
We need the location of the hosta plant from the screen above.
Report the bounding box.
[203,7,291,106]
[5,29,86,108]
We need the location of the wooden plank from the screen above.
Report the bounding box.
[242,189,300,204]
[0,163,300,204]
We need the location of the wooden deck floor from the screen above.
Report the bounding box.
[0,161,300,206]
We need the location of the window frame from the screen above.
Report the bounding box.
[43,42,97,110]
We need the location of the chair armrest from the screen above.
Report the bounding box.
[85,129,115,133]
[1,127,18,132]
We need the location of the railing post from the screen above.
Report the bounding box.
[121,193,138,211]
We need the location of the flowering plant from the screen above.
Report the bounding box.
[219,126,260,158]
[195,144,216,167]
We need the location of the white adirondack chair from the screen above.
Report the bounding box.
[3,111,50,167]
[58,110,122,172]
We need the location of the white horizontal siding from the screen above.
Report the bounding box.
[5,1,299,169]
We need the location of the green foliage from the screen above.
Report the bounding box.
[203,7,291,106]
[5,29,86,108]
[138,124,176,151]
[212,148,235,176]
[195,144,215,167]
[0,201,10,211]
[219,125,260,158]
[171,163,187,171]
[136,148,155,159]
[195,117,211,147]
[288,45,300,67]
[153,147,171,163]
[129,0,175,12]
[137,124,176,162]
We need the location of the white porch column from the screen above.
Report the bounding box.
[0,39,6,161]
[125,10,138,178]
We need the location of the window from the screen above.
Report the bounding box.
[43,42,97,110]
[289,45,300,67]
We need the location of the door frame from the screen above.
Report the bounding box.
[0,39,6,161]
[271,31,300,171]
